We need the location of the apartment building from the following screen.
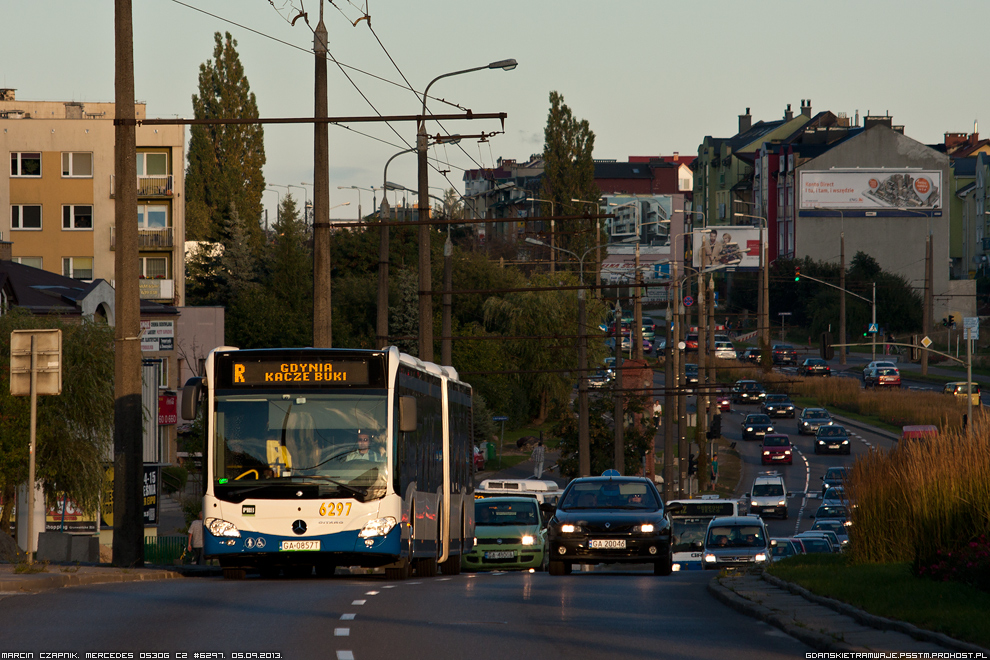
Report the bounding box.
[0,89,185,307]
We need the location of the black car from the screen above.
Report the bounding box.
[771,344,798,365]
[741,413,774,441]
[761,394,796,418]
[741,348,761,364]
[798,358,831,377]
[821,466,850,497]
[547,476,676,576]
[814,425,851,455]
[684,363,699,388]
[731,380,766,404]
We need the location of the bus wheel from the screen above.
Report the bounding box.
[222,568,247,580]
[440,555,462,575]
[415,557,438,577]
[315,563,336,578]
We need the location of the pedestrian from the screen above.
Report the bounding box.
[653,400,662,428]
[187,511,204,565]
[532,440,546,479]
[710,451,719,486]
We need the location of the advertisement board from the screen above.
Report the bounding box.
[800,170,942,210]
[141,319,174,352]
[45,495,97,534]
[604,195,673,242]
[691,226,765,269]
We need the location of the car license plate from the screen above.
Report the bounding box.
[589,539,626,549]
[829,445,840,450]
[772,455,784,460]
[280,540,320,551]
[484,550,515,559]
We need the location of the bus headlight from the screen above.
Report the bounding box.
[205,517,241,538]
[359,517,397,538]
[755,552,768,562]
[703,553,716,563]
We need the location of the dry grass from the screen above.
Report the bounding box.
[848,418,990,564]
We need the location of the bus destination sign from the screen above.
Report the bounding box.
[678,502,735,517]
[231,359,370,386]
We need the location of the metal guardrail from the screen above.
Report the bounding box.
[144,535,187,566]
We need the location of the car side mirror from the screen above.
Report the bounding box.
[539,502,555,522]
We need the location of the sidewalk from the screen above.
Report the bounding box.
[709,570,989,655]
[0,562,184,594]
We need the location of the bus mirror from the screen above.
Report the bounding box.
[181,377,204,420]
[399,395,417,432]
[666,502,683,514]
[693,541,703,550]
[539,502,555,523]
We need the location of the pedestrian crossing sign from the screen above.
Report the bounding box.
[868,323,878,334]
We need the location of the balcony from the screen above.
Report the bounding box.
[110,227,174,251]
[110,175,174,198]
[139,278,174,301]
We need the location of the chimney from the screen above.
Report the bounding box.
[784,104,793,121]
[800,99,812,118]
[673,151,679,161]
[738,107,752,134]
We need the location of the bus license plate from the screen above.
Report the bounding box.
[280,540,320,551]
[590,539,626,549]
[484,551,514,559]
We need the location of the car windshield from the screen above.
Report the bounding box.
[560,481,659,510]
[752,484,784,497]
[772,542,795,557]
[743,383,762,391]
[817,427,846,437]
[766,395,788,404]
[763,436,790,447]
[805,410,829,419]
[816,506,849,519]
[686,365,698,374]
[475,500,539,526]
[706,525,766,548]
[824,468,848,481]
[746,415,771,424]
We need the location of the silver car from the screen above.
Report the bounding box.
[702,516,772,570]
[799,408,833,435]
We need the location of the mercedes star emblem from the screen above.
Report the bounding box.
[292,519,307,535]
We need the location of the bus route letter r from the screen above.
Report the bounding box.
[234,363,245,383]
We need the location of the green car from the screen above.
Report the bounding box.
[462,496,548,572]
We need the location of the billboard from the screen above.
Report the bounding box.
[691,226,765,269]
[800,170,942,210]
[604,195,673,243]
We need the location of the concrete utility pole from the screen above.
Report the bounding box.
[441,237,453,366]
[578,287,590,476]
[663,279,675,498]
[312,13,331,347]
[614,302,625,475]
[634,244,644,360]
[376,196,390,349]
[697,246,708,460]
[677,291,687,497]
[922,235,932,375]
[840,232,846,365]
[113,0,143,567]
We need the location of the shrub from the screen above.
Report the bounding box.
[915,535,990,593]
[161,465,188,495]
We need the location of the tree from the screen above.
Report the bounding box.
[0,310,114,541]
[185,31,266,251]
[541,91,600,259]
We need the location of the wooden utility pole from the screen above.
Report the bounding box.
[376,197,390,349]
[614,303,625,475]
[840,233,846,365]
[922,235,932,375]
[113,0,144,567]
[312,14,331,347]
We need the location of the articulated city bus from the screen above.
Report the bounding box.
[182,346,474,580]
[665,496,740,571]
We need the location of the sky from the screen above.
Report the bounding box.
[4,0,990,225]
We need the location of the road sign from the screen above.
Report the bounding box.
[10,329,62,396]
[921,336,933,348]
[965,327,979,340]
[492,415,508,422]
[683,296,694,307]
[964,316,979,329]
[868,323,879,334]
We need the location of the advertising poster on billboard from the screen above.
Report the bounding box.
[691,226,764,269]
[800,170,942,210]
[603,195,673,243]
[45,495,97,534]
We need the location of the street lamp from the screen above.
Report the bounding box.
[337,185,374,221]
[417,60,518,362]
[264,188,282,234]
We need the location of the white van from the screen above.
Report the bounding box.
[748,471,788,520]
[476,478,562,507]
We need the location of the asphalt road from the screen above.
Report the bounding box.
[0,569,810,659]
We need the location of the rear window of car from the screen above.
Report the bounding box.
[799,538,832,552]
[878,368,898,376]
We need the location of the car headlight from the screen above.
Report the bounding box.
[205,517,241,538]
[637,524,655,533]
[778,500,786,506]
[746,427,753,432]
[768,427,774,432]
[787,406,794,410]
[818,439,825,444]
[521,535,535,546]
[755,552,768,562]
[704,553,716,563]
[842,440,849,444]
[560,524,581,533]
[763,451,770,456]
[803,421,809,426]
[359,516,397,538]
[784,450,791,455]
[844,520,853,527]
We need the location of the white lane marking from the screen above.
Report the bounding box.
[365,590,379,595]
[340,613,356,620]
[334,628,350,637]
[351,599,366,605]
[438,577,452,581]
[793,449,810,536]
[336,652,354,660]
[406,581,422,585]
[381,585,396,589]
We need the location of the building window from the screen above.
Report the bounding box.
[137,204,168,228]
[139,256,168,279]
[62,152,93,178]
[137,153,168,176]
[11,152,41,177]
[62,205,93,230]
[12,256,43,269]
[158,358,169,388]
[11,205,42,230]
[63,257,93,280]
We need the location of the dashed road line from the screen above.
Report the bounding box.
[793,448,810,536]
[336,651,355,660]
[365,590,379,595]
[351,599,366,605]
[340,613,356,620]
[334,628,350,637]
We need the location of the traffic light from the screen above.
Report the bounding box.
[820,332,834,361]
[688,453,698,476]
[794,266,801,282]
[709,414,722,439]
[862,325,868,338]
[948,314,955,328]
[942,318,949,328]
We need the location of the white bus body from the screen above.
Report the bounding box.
[665,496,741,571]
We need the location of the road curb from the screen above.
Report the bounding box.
[0,568,183,593]
[761,572,990,655]
[707,575,855,652]
[828,413,900,442]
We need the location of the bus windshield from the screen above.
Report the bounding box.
[214,391,389,502]
[671,518,708,554]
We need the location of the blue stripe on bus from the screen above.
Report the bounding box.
[205,525,402,556]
